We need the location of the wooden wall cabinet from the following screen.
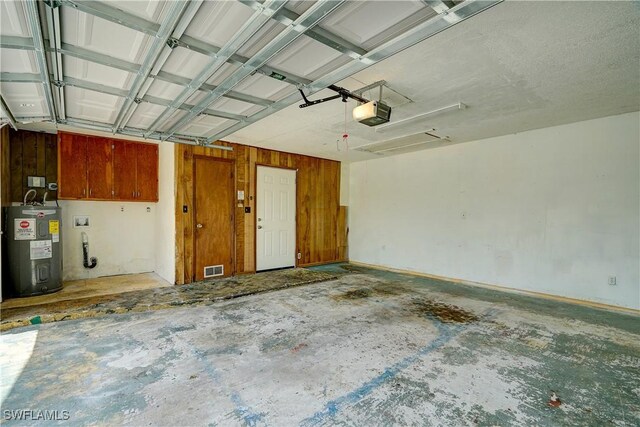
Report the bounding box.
[87,136,114,199]
[58,132,158,202]
[113,140,158,201]
[58,132,88,199]
[113,140,137,200]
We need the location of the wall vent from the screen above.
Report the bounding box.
[355,131,449,155]
[204,265,224,278]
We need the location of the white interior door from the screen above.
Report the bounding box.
[256,166,296,271]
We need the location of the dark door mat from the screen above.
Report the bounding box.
[1,268,337,331]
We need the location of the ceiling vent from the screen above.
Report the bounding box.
[355,131,449,155]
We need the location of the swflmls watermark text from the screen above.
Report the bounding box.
[3,409,71,421]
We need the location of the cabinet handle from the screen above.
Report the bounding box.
[89,189,92,196]
[132,191,135,198]
[82,188,85,196]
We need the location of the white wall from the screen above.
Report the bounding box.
[59,200,156,280]
[154,142,175,284]
[349,112,640,309]
[58,141,176,283]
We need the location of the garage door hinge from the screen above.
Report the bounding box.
[166,37,180,49]
[44,0,61,9]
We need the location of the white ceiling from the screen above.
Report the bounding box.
[1,0,639,163]
[227,1,640,161]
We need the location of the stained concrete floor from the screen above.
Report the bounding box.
[1,264,639,426]
[0,269,336,331]
[1,273,171,310]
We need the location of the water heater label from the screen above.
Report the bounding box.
[30,240,52,260]
[50,220,60,243]
[49,220,59,234]
[14,219,36,240]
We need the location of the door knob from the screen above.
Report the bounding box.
[258,225,263,229]
[196,223,203,229]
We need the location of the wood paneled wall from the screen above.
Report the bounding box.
[5,129,57,202]
[175,142,346,284]
[1,126,10,207]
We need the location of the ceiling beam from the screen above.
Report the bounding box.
[44,2,66,120]
[237,0,367,59]
[56,43,273,106]
[61,0,367,62]
[176,34,311,87]
[164,0,347,140]
[0,72,250,123]
[0,95,19,130]
[112,0,191,132]
[63,76,247,121]
[422,0,456,14]
[206,0,503,143]
[60,116,232,150]
[58,0,160,36]
[58,42,139,72]
[57,0,311,88]
[118,1,205,131]
[141,94,247,122]
[0,37,299,107]
[0,72,42,83]
[152,70,273,107]
[0,35,34,50]
[143,0,289,138]
[24,0,58,122]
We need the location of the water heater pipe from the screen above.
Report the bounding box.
[81,232,98,269]
[23,189,37,205]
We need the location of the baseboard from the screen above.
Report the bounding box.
[348,261,640,316]
[298,260,346,268]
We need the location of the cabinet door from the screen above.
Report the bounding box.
[87,136,113,199]
[136,143,158,202]
[113,140,137,200]
[58,133,87,199]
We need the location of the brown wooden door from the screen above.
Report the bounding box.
[113,140,137,200]
[194,157,234,281]
[136,143,158,201]
[86,136,113,199]
[58,133,87,199]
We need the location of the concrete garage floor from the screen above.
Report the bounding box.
[1,264,639,426]
[1,273,171,310]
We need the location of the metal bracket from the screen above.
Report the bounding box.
[166,37,180,49]
[44,0,62,9]
[52,80,65,88]
[133,97,143,104]
[298,84,369,109]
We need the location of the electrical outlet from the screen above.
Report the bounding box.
[608,276,616,286]
[120,206,124,212]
